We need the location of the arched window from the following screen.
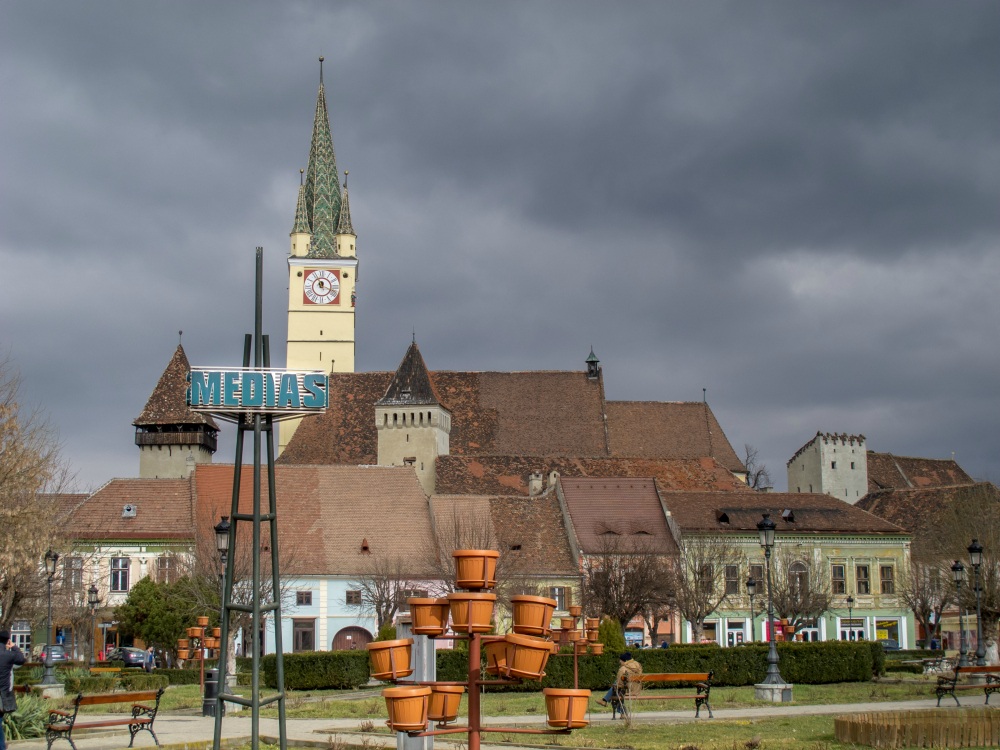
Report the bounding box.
[789,562,809,595]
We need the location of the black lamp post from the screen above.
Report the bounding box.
[87,584,100,667]
[951,560,969,667]
[846,595,855,640]
[968,539,986,666]
[757,513,785,684]
[41,549,59,686]
[214,516,230,688]
[746,576,757,643]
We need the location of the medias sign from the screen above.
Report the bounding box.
[187,367,328,416]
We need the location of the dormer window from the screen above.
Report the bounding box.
[122,504,137,518]
[781,509,795,523]
[716,511,730,524]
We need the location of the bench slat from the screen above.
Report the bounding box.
[76,690,160,706]
[48,719,151,731]
[639,673,711,682]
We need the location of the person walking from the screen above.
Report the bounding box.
[145,646,156,672]
[0,631,27,750]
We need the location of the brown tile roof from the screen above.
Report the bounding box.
[430,494,578,577]
[70,478,196,540]
[866,452,974,492]
[660,491,906,535]
[856,482,999,542]
[436,455,750,496]
[133,345,218,429]
[557,477,680,555]
[193,464,436,577]
[606,402,745,473]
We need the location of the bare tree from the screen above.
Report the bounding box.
[666,536,740,642]
[743,444,772,491]
[347,555,412,632]
[583,533,673,633]
[0,355,75,629]
[640,598,673,647]
[899,559,954,647]
[766,547,833,634]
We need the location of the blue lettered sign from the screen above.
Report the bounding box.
[187,368,328,417]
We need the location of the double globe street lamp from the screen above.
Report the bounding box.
[746,575,757,643]
[87,584,101,667]
[756,513,785,685]
[41,549,60,686]
[967,539,986,666]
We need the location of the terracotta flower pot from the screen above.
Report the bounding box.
[589,643,604,655]
[187,626,204,638]
[383,686,431,732]
[366,638,414,681]
[196,616,210,627]
[568,605,582,618]
[504,634,552,680]
[211,627,222,638]
[409,598,450,637]
[484,639,508,676]
[177,639,190,649]
[452,549,500,590]
[205,638,220,649]
[543,688,591,728]
[447,592,496,633]
[511,595,557,636]
[427,685,465,723]
[559,617,576,630]
[177,649,190,660]
[585,617,600,630]
[586,629,599,642]
[566,629,581,642]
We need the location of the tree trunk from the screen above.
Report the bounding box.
[690,619,703,643]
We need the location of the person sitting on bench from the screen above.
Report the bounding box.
[597,651,642,707]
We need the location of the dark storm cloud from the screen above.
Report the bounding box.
[1,1,997,490]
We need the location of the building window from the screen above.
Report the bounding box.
[63,557,83,590]
[831,564,846,594]
[851,461,855,469]
[749,563,764,583]
[725,565,739,595]
[346,590,362,606]
[110,558,130,592]
[698,564,714,594]
[831,461,837,469]
[549,586,570,611]
[156,556,176,584]
[856,564,870,595]
[296,591,313,607]
[880,565,895,595]
[292,619,315,652]
[789,562,809,595]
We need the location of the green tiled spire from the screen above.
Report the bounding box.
[291,169,310,234]
[303,59,341,258]
[336,172,355,236]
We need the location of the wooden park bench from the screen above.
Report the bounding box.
[613,671,714,719]
[46,688,164,750]
[934,664,1000,706]
[88,666,122,676]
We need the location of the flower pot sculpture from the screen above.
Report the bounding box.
[384,686,432,732]
[367,639,415,681]
[410,598,450,637]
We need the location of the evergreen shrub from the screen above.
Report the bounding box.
[598,619,626,653]
[63,676,119,694]
[262,650,369,690]
[159,668,203,685]
[120,673,169,691]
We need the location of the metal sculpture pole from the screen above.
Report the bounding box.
[213,248,287,750]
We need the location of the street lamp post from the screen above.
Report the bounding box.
[87,584,100,667]
[968,539,986,666]
[846,596,855,641]
[214,516,231,695]
[757,513,785,685]
[951,560,969,668]
[41,549,60,686]
[746,576,757,643]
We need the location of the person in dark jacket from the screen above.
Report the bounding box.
[0,630,27,750]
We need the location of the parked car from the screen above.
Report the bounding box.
[36,644,69,663]
[878,638,901,651]
[105,646,147,666]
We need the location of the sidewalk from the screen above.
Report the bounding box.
[11,695,992,749]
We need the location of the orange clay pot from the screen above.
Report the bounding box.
[504,634,552,680]
[543,688,591,728]
[211,627,222,638]
[177,649,190,660]
[511,595,557,636]
[366,638,414,681]
[427,685,465,724]
[585,617,600,630]
[452,549,500,590]
[447,591,496,633]
[383,686,431,732]
[409,598,450,637]
[186,626,204,639]
[177,639,190,649]
[484,638,508,676]
[586,629,599,642]
[559,617,576,630]
[196,616,210,627]
[589,642,604,655]
[568,605,582,617]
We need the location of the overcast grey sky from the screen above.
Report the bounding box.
[2,1,998,491]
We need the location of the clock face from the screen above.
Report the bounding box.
[303,269,341,305]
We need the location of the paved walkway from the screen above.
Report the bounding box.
[12,695,994,749]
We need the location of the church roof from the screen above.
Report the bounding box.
[866,452,973,492]
[302,63,342,259]
[557,477,681,556]
[336,175,355,237]
[291,176,310,235]
[856,481,998,543]
[133,345,218,430]
[435,455,750,496]
[661,491,906,535]
[376,342,441,407]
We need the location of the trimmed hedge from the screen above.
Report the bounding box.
[435,641,879,691]
[262,650,370,690]
[885,662,923,674]
[159,668,205,685]
[885,648,944,662]
[121,673,169,691]
[63,676,119,694]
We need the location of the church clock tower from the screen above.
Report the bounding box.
[281,58,357,454]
